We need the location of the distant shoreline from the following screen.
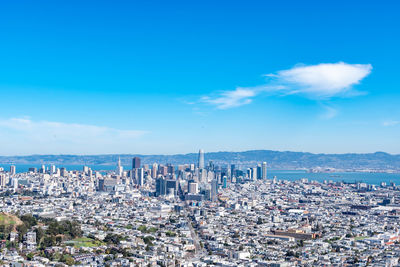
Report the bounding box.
[0,150,399,171]
[2,164,399,185]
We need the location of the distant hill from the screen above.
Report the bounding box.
[0,150,399,171]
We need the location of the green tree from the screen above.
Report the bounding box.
[16,224,28,242]
[35,227,45,245]
[166,231,176,237]
[138,225,147,233]
[61,254,75,266]
[104,234,121,245]
[42,236,56,248]
[26,252,34,261]
[20,214,37,228]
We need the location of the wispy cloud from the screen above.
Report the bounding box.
[201,62,372,109]
[382,120,400,127]
[320,105,338,120]
[201,88,256,109]
[0,118,147,154]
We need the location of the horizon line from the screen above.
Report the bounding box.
[0,149,397,157]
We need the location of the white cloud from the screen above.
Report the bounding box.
[202,62,372,109]
[382,120,400,127]
[271,62,372,97]
[0,118,147,155]
[201,88,256,109]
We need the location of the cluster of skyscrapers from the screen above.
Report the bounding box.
[97,149,269,203]
[154,149,268,203]
[1,150,268,204]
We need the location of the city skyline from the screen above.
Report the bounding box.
[1,1,399,155]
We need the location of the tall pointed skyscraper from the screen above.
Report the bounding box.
[198,149,205,169]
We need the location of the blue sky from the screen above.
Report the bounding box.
[0,0,399,155]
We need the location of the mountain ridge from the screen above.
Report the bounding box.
[0,150,399,171]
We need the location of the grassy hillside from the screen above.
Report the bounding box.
[0,213,23,227]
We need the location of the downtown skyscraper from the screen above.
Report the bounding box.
[262,162,267,179]
[198,149,205,169]
[132,157,141,169]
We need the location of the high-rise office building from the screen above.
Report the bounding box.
[152,163,158,178]
[50,165,56,174]
[0,174,6,188]
[40,165,46,174]
[227,168,231,180]
[247,168,252,180]
[10,165,16,176]
[222,176,227,188]
[211,179,218,202]
[116,157,123,176]
[132,157,141,169]
[257,164,262,179]
[167,164,174,175]
[166,179,178,195]
[199,169,207,183]
[159,165,168,176]
[11,178,18,190]
[83,166,89,175]
[188,180,199,194]
[208,161,214,171]
[198,149,205,169]
[60,167,67,177]
[137,168,144,186]
[156,177,166,196]
[252,167,257,181]
[129,169,135,179]
[262,162,267,179]
[230,164,235,178]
